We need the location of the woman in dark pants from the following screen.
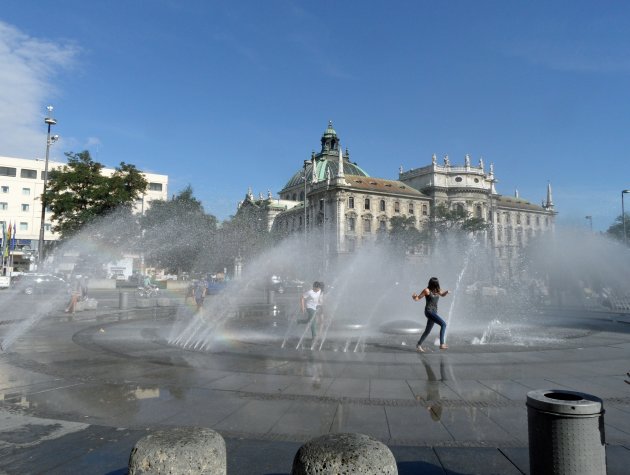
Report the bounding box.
[412,277,450,352]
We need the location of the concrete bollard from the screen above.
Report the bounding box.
[292,433,398,475]
[157,297,171,307]
[527,389,606,475]
[128,427,226,475]
[119,292,129,309]
[85,298,98,310]
[75,300,85,312]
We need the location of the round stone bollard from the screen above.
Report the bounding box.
[527,389,606,475]
[292,433,398,475]
[128,427,226,475]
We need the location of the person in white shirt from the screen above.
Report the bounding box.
[301,281,323,339]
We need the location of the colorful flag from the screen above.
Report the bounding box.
[4,223,11,257]
[10,222,16,251]
[1,222,6,257]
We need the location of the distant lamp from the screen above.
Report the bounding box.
[622,190,630,247]
[38,105,58,266]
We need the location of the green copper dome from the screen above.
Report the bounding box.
[282,157,369,190]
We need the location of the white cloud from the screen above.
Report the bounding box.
[0,21,78,159]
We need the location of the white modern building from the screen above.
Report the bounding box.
[0,155,168,271]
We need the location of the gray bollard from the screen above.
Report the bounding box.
[527,389,606,475]
[129,427,226,475]
[292,432,397,475]
[119,291,128,309]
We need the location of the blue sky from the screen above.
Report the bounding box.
[1,1,629,231]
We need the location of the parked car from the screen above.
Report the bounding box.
[13,273,70,295]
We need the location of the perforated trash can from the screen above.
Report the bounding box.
[119,291,129,309]
[527,389,606,475]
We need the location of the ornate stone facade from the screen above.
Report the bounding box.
[237,122,556,263]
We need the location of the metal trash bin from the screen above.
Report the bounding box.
[527,389,606,475]
[119,291,129,309]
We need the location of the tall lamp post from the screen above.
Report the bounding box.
[303,159,310,240]
[585,215,592,232]
[622,190,630,247]
[38,106,58,266]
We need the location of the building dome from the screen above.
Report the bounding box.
[282,157,369,190]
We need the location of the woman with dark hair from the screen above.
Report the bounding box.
[412,277,450,352]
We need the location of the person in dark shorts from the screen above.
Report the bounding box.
[412,276,450,352]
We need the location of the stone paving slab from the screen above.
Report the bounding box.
[1,307,630,473]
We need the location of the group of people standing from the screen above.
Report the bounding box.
[299,276,450,352]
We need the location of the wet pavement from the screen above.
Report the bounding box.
[1,302,630,474]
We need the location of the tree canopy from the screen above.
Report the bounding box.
[140,186,218,274]
[606,213,630,244]
[45,151,148,239]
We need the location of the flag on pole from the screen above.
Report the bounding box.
[5,223,11,257]
[1,222,6,257]
[10,222,16,251]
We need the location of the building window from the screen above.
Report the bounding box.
[526,215,531,226]
[516,213,521,225]
[44,223,52,231]
[536,216,540,226]
[497,225,502,241]
[21,169,37,179]
[0,167,16,177]
[457,203,464,214]
[476,205,482,218]
[299,191,304,201]
[21,204,29,212]
[422,204,428,216]
[19,222,28,231]
[380,200,386,212]
[40,171,48,180]
[1,186,8,193]
[0,202,7,210]
[292,193,296,200]
[363,218,371,233]
[504,213,509,224]
[394,201,400,213]
[379,220,387,232]
[408,203,414,214]
[364,198,370,210]
[455,176,463,182]
[348,197,355,209]
[148,182,163,191]
[22,187,30,195]
[319,199,324,211]
[347,217,356,232]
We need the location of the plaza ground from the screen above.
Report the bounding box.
[0,292,629,474]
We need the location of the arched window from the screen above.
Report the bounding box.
[364,198,370,210]
[299,191,304,201]
[476,205,482,218]
[457,203,464,214]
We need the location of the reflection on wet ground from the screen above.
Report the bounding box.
[1,307,630,454]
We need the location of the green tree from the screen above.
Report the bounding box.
[430,203,488,235]
[215,202,273,271]
[45,151,148,239]
[140,186,218,275]
[388,215,424,255]
[606,213,630,243]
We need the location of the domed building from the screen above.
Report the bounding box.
[236,121,556,268]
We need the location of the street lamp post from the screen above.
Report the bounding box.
[585,215,592,232]
[38,106,58,266]
[622,190,630,247]
[303,159,310,240]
